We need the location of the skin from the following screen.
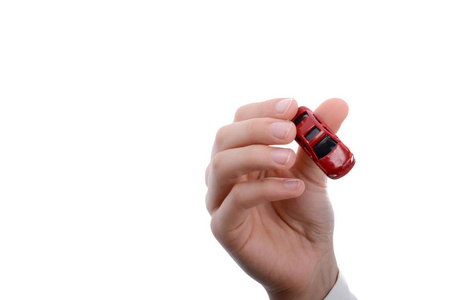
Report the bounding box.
[205,97,349,300]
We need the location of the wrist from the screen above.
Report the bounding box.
[266,252,339,300]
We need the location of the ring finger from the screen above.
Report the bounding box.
[206,145,296,213]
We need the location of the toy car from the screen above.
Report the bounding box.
[292,106,355,179]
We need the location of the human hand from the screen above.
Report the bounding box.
[205,98,349,300]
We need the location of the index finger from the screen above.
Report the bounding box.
[233,98,299,122]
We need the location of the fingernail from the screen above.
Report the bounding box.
[270,121,292,139]
[275,98,293,114]
[270,148,292,165]
[284,179,301,190]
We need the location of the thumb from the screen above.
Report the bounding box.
[294,98,350,184]
[314,98,349,133]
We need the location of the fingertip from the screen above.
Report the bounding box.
[289,121,297,141]
[285,98,299,120]
[234,97,299,122]
[315,98,349,133]
[284,121,297,143]
[273,97,299,120]
[269,147,296,169]
[283,178,305,194]
[330,97,349,117]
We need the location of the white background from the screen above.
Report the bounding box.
[1,1,449,299]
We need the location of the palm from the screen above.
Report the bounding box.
[225,150,334,293]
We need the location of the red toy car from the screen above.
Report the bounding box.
[292,106,355,179]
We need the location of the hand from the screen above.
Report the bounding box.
[205,97,349,300]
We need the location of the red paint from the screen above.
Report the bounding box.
[292,106,355,179]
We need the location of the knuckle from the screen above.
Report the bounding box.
[258,180,273,202]
[205,191,212,213]
[260,179,272,195]
[247,118,273,142]
[229,180,272,209]
[205,190,218,216]
[234,105,246,121]
[230,183,244,203]
[210,151,224,176]
[258,102,267,117]
[246,119,258,136]
[205,164,210,186]
[214,125,227,150]
[210,215,224,241]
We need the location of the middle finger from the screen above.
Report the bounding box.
[212,118,296,157]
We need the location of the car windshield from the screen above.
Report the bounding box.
[312,135,337,159]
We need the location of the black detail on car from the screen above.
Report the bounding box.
[293,112,308,126]
[313,135,337,159]
[305,127,320,141]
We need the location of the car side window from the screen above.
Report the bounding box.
[313,135,337,159]
[305,126,320,141]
